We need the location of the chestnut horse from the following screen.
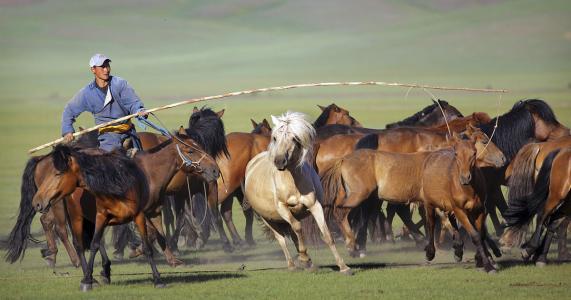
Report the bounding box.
[4,129,99,268]
[503,147,571,266]
[322,134,500,272]
[244,111,351,274]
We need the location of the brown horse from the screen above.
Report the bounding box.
[22,132,218,291]
[477,99,569,236]
[500,136,571,258]
[5,128,100,268]
[321,134,500,272]
[503,147,571,266]
[320,124,506,257]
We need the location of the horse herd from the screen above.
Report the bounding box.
[4,99,570,291]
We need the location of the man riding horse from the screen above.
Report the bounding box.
[60,53,148,259]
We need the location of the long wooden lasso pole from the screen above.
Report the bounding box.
[28,81,508,154]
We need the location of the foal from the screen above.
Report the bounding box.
[322,134,498,272]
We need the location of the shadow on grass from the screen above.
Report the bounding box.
[117,271,246,285]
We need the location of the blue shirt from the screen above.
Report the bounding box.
[61,76,145,136]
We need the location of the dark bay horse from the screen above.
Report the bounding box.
[476,99,569,236]
[136,107,232,253]
[321,134,501,272]
[503,147,571,266]
[9,131,218,291]
[501,136,571,259]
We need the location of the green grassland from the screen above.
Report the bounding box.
[0,0,570,298]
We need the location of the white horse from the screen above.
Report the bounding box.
[244,111,351,274]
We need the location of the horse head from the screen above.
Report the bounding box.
[187,106,229,159]
[251,118,272,136]
[461,124,506,168]
[386,99,463,129]
[270,112,316,171]
[175,127,220,183]
[315,103,362,128]
[451,133,477,185]
[32,145,80,213]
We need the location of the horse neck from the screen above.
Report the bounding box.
[135,144,180,196]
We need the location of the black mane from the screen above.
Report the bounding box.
[313,104,337,128]
[477,99,554,161]
[386,100,463,129]
[187,107,229,159]
[52,144,148,199]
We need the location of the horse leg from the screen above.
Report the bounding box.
[487,182,506,236]
[206,183,233,253]
[424,204,437,262]
[447,214,464,262]
[148,214,183,267]
[334,206,358,257]
[535,215,566,267]
[557,217,570,260]
[220,197,245,248]
[261,218,295,270]
[52,202,81,268]
[236,191,256,246]
[134,213,164,288]
[81,212,109,292]
[396,204,425,246]
[274,202,313,269]
[40,211,58,268]
[455,208,495,273]
[385,203,397,242]
[308,201,352,275]
[98,237,111,284]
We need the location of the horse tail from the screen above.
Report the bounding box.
[507,143,540,204]
[504,148,560,227]
[355,133,378,150]
[320,160,345,224]
[5,157,40,263]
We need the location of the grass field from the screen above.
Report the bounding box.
[0,0,570,298]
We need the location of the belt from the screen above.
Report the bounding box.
[98,120,133,134]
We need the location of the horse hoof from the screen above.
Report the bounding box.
[169,259,184,268]
[100,276,111,285]
[305,264,318,273]
[359,250,367,258]
[113,252,124,261]
[80,283,93,292]
[154,282,167,289]
[521,249,531,261]
[129,248,143,259]
[44,257,56,268]
[453,254,463,263]
[535,261,547,268]
[487,268,497,274]
[222,243,234,253]
[340,268,353,276]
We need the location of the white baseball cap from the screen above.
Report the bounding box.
[89,53,111,67]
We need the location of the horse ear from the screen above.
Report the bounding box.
[250,119,258,128]
[78,126,85,131]
[431,99,437,104]
[193,107,199,113]
[317,104,326,111]
[216,109,225,118]
[178,126,185,135]
[271,115,279,126]
[332,103,341,112]
[262,118,271,129]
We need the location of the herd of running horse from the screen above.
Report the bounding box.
[4,98,570,290]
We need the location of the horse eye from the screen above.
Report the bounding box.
[272,137,276,142]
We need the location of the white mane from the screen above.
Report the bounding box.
[269,111,316,167]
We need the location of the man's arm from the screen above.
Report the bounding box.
[117,79,146,115]
[61,92,87,140]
